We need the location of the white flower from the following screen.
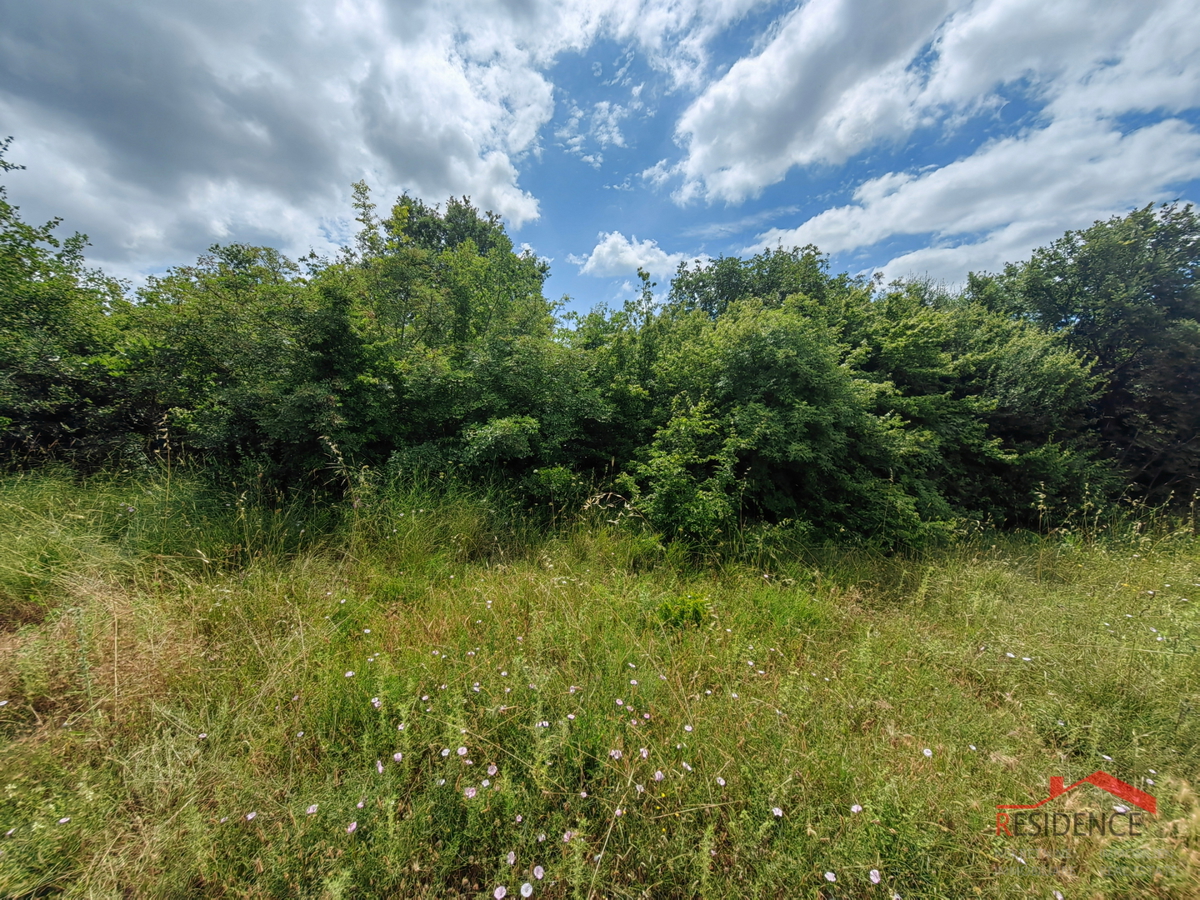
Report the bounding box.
[57,817,71,824]
[394,752,403,762]
[716,777,726,787]
[923,748,932,758]
[851,804,862,813]
[521,884,533,897]
[507,851,516,865]
[347,821,357,833]
[534,865,545,879]
[246,812,257,820]
[344,671,355,678]
[870,869,881,883]
[824,871,836,882]
[306,804,318,815]
[772,807,782,817]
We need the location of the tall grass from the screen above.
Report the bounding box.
[1,469,1197,898]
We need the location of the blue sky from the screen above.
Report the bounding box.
[2,0,1198,314]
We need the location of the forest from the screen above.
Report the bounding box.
[4,133,1199,546]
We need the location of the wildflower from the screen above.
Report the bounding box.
[580,791,587,797]
[684,725,693,733]
[376,760,384,774]
[1006,653,1015,658]
[1113,804,1128,813]
[297,731,304,737]
[534,865,545,879]
[371,697,381,708]
[5,828,14,837]
[537,833,546,842]
[567,714,576,720]
[630,679,638,685]
[615,808,623,816]
[635,784,644,793]
[394,752,403,762]
[438,779,446,785]
[345,671,355,678]
[923,748,932,758]
[398,723,405,730]
[1053,892,1063,900]
[654,771,664,782]
[465,787,478,799]
[357,800,364,808]
[347,822,357,834]
[306,804,318,815]
[364,628,371,634]
[521,884,533,897]
[717,777,726,786]
[616,699,624,706]
[501,671,508,676]
[772,807,782,817]
[609,749,622,760]
[457,746,468,756]
[870,869,881,884]
[198,732,207,740]
[682,762,692,772]
[824,872,836,882]
[219,817,228,823]
[246,812,257,820]
[0,700,7,707]
[507,850,516,865]
[482,779,491,787]
[731,692,738,699]
[639,748,648,759]
[969,744,976,750]
[851,804,862,813]
[563,831,573,842]
[441,748,450,757]
[488,764,498,775]
[569,686,578,694]
[57,817,70,825]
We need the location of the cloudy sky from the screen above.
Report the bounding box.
[3,0,1198,311]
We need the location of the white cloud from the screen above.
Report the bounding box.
[671,0,1200,204]
[572,231,705,277]
[0,0,766,281]
[750,116,1200,280]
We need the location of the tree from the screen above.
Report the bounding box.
[977,203,1200,500]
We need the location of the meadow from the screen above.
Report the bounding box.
[1,469,1197,898]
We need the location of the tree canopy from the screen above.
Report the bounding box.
[4,147,1196,545]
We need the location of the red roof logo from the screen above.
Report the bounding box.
[997,772,1156,815]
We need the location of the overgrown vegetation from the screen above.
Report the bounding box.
[0,471,1198,897]
[3,143,1200,896]
[4,138,1198,546]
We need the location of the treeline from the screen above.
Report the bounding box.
[3,141,1198,545]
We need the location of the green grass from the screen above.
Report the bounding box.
[1,469,1198,898]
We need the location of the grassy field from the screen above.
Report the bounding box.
[0,470,1198,898]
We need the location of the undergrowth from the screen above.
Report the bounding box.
[1,469,1198,898]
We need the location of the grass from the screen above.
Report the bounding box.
[0,468,1198,898]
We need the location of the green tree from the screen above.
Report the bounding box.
[976,203,1200,500]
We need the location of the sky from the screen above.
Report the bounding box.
[2,0,1199,313]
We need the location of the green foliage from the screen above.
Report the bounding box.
[974,202,1200,501]
[655,591,710,628]
[4,152,1198,544]
[0,138,132,464]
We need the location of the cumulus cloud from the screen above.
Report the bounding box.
[751,116,1200,281]
[673,0,1199,204]
[0,0,764,280]
[572,231,704,277]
